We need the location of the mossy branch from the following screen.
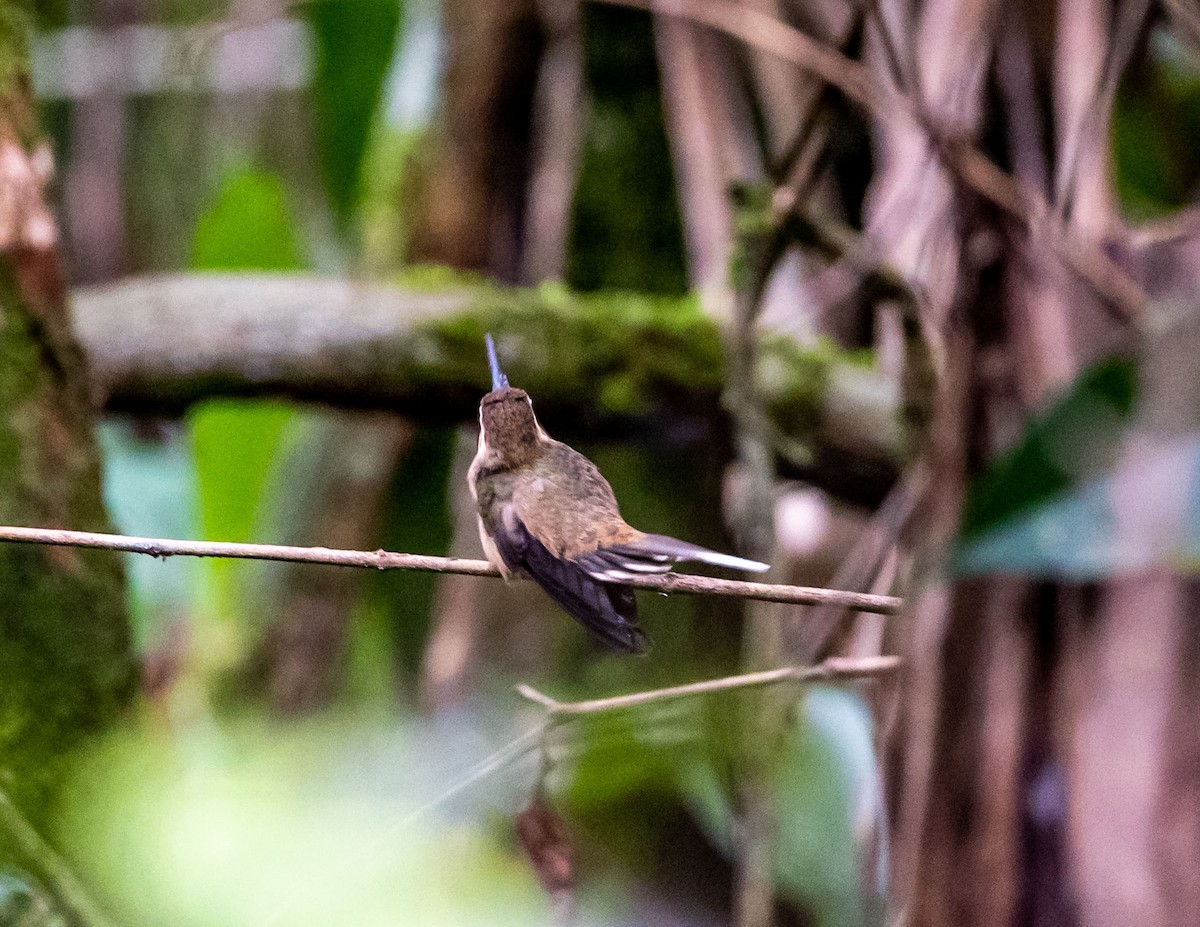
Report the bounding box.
[72,273,902,493]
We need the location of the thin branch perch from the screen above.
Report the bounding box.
[0,526,903,614]
[517,655,901,716]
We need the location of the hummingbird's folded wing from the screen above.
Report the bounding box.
[575,533,770,581]
[491,503,647,654]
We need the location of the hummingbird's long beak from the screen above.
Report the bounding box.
[485,333,509,390]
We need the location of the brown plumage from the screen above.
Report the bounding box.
[468,336,768,653]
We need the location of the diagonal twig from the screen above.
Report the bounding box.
[0,525,904,615]
[595,0,1149,321]
[517,654,902,716]
[0,787,119,927]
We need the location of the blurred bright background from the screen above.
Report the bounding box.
[26,2,885,924]
[2,0,1199,925]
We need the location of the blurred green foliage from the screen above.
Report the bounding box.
[188,167,307,639]
[1113,29,1200,220]
[568,5,688,294]
[17,0,1200,921]
[46,4,879,925]
[58,720,553,927]
[355,425,455,691]
[566,688,877,926]
[189,401,297,625]
[303,0,404,226]
[0,2,33,94]
[360,126,426,273]
[192,170,304,272]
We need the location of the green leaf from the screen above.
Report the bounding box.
[189,401,297,620]
[187,167,306,625]
[954,339,1200,578]
[959,357,1137,542]
[677,690,877,927]
[1113,29,1200,220]
[302,0,404,225]
[954,433,1200,577]
[191,168,303,271]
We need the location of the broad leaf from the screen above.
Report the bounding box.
[955,315,1200,577]
[959,357,1137,544]
[191,168,303,271]
[302,0,404,225]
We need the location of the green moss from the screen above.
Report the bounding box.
[0,287,40,498]
[393,262,489,291]
[730,181,777,240]
[0,0,132,839]
[402,275,889,449]
[0,262,134,821]
[758,337,829,437]
[409,282,719,415]
[567,4,688,294]
[0,1,31,98]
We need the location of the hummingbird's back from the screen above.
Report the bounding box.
[521,441,643,559]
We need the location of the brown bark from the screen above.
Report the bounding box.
[1156,580,1200,927]
[408,0,544,280]
[522,0,588,283]
[654,12,757,314]
[863,5,1192,926]
[0,4,135,828]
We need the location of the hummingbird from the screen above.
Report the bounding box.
[468,334,769,653]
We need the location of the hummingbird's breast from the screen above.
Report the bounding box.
[468,429,518,576]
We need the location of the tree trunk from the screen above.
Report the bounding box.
[0,2,135,828]
[408,0,543,280]
[864,2,1200,925]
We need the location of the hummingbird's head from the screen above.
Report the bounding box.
[479,334,541,465]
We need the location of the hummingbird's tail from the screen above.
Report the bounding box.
[529,548,648,654]
[489,502,647,653]
[577,533,770,580]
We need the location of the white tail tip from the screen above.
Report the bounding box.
[693,550,770,572]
